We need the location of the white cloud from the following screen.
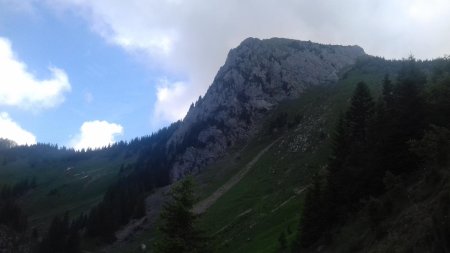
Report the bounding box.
[70,120,123,150]
[0,37,71,110]
[43,0,450,124]
[0,112,36,145]
[153,79,192,125]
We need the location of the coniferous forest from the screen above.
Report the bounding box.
[296,57,450,252]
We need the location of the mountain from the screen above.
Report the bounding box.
[168,37,365,180]
[104,39,385,252]
[1,37,450,253]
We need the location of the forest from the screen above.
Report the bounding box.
[296,57,450,252]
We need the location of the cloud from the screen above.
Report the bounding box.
[0,37,71,110]
[0,112,36,145]
[44,0,450,124]
[153,78,193,125]
[70,120,123,150]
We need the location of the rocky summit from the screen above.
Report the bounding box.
[168,37,365,180]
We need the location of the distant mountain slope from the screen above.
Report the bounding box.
[168,38,365,180]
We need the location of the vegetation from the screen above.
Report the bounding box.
[2,55,450,253]
[83,121,180,242]
[193,56,393,253]
[38,213,81,253]
[155,177,210,253]
[0,121,182,250]
[295,57,450,252]
[0,178,36,232]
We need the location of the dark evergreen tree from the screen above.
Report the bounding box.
[360,76,398,197]
[0,181,29,232]
[84,122,180,241]
[427,73,450,128]
[331,81,375,208]
[386,57,426,174]
[381,74,394,108]
[298,81,377,249]
[345,81,375,149]
[38,213,80,253]
[297,174,324,248]
[156,177,209,253]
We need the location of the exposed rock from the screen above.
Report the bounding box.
[168,37,365,180]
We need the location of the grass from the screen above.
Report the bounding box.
[193,62,388,252]
[0,151,136,229]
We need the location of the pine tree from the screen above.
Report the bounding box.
[328,82,375,208]
[156,177,209,253]
[386,57,427,173]
[368,75,402,194]
[345,81,375,158]
[427,72,450,128]
[38,213,81,253]
[328,114,350,172]
[381,74,394,109]
[297,174,324,248]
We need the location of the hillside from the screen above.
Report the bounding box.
[1,37,450,253]
[98,38,369,252]
[108,54,450,253]
[111,55,405,253]
[101,42,401,252]
[168,37,365,180]
[0,139,162,228]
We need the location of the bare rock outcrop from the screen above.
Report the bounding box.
[168,37,365,180]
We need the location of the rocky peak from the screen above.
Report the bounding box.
[168,37,365,180]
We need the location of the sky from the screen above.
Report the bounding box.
[0,0,450,150]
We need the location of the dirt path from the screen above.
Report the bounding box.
[104,138,280,251]
[193,138,281,214]
[270,185,309,213]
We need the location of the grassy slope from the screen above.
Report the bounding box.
[98,57,396,253]
[195,59,392,253]
[0,151,135,229]
[112,57,395,253]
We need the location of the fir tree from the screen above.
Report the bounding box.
[345,81,375,161]
[156,177,209,253]
[297,174,324,248]
[386,57,426,173]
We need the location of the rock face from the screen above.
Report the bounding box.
[168,37,365,180]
